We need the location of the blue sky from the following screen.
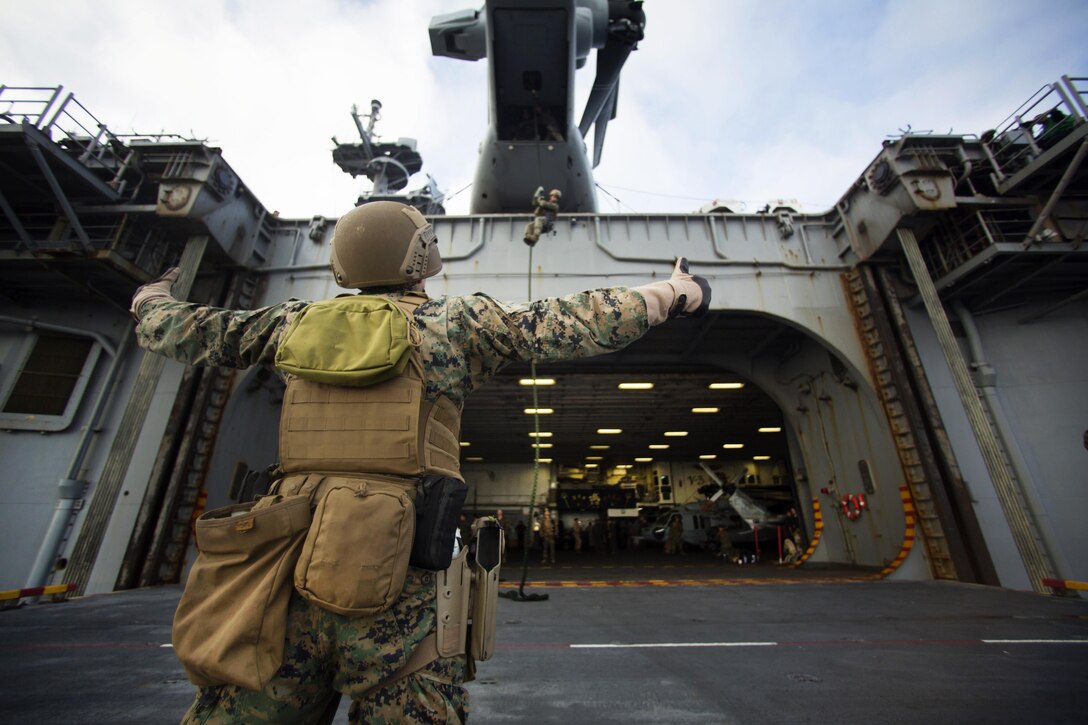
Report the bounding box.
[3,0,1086,216]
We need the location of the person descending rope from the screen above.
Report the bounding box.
[523,187,561,246]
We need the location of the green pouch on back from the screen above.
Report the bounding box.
[275,296,413,386]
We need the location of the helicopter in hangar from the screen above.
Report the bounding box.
[429,0,646,213]
[635,468,791,553]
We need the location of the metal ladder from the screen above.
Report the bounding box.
[844,267,959,580]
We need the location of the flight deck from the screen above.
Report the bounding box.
[2,556,1086,724]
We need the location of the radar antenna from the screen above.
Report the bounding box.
[331,99,445,214]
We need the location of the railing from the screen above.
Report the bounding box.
[923,207,1035,281]
[0,84,66,127]
[1061,74,1088,117]
[0,84,142,198]
[981,75,1086,184]
[0,209,66,253]
[0,203,174,273]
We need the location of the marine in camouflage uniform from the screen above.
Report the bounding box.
[132,201,710,724]
[522,188,561,246]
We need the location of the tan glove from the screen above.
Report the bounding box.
[634,257,712,325]
[130,267,180,320]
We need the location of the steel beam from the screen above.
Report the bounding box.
[25,137,93,252]
[63,236,208,596]
[898,227,1059,594]
[1023,138,1088,246]
[0,187,36,251]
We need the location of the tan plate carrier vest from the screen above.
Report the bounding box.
[278,292,462,480]
[277,293,473,687]
[174,294,472,693]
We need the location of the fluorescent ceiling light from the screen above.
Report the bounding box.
[465,457,483,462]
[722,443,745,449]
[537,458,553,463]
[459,441,470,447]
[618,382,654,390]
[753,455,771,461]
[586,456,603,460]
[708,382,745,390]
[590,445,610,450]
[528,431,553,437]
[699,454,717,460]
[519,378,555,386]
[648,444,669,450]
[524,408,553,414]
[635,457,653,462]
[597,428,623,434]
[585,463,599,469]
[664,431,688,437]
[692,407,720,413]
[531,443,553,449]
[758,427,782,433]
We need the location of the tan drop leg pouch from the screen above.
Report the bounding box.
[293,476,416,616]
[172,493,312,690]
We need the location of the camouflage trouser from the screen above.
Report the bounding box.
[523,217,547,243]
[181,568,468,724]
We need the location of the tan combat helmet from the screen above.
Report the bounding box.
[549,189,562,198]
[329,201,442,288]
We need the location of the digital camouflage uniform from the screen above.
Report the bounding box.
[135,285,650,724]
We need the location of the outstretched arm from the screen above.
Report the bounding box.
[135,298,307,369]
[131,269,307,369]
[458,287,651,371]
[442,258,711,395]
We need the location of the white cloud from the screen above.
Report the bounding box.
[2,0,1085,218]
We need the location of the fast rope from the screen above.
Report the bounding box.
[500,195,550,603]
[498,112,556,601]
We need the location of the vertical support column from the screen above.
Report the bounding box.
[63,236,208,596]
[897,228,1058,594]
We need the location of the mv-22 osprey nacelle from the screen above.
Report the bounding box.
[429,0,645,213]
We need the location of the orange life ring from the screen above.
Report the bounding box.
[841,493,867,520]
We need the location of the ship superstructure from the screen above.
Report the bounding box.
[0,8,1085,599]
